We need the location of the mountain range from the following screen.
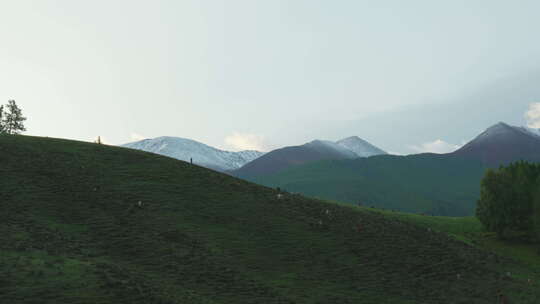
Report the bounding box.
[120,122,540,216]
[122,135,387,174]
[232,137,386,177]
[241,122,540,216]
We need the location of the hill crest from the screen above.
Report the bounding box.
[122,136,264,171]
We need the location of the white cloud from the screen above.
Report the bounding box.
[409,139,462,154]
[224,132,268,152]
[525,102,540,128]
[130,132,147,141]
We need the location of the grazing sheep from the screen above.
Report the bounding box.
[277,194,283,200]
[137,201,143,207]
[497,292,510,304]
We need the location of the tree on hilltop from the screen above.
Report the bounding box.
[0,105,4,134]
[0,100,26,135]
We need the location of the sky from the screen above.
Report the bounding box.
[1,0,540,154]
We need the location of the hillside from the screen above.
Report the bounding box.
[249,154,486,216]
[122,136,264,171]
[1,135,538,303]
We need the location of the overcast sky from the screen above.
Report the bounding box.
[2,0,540,154]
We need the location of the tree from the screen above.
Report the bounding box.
[0,105,4,134]
[533,176,540,243]
[2,100,26,135]
[476,162,539,239]
[476,168,513,237]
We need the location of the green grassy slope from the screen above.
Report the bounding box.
[248,154,487,216]
[366,209,540,302]
[1,135,538,303]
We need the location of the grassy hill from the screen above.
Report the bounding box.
[366,208,540,302]
[246,154,487,216]
[1,135,539,303]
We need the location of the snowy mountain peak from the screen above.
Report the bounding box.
[121,137,264,171]
[472,122,540,145]
[453,121,540,165]
[336,136,387,157]
[303,139,358,158]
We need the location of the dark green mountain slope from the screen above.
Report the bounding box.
[249,154,487,216]
[1,135,537,303]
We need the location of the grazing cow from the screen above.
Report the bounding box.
[356,223,363,233]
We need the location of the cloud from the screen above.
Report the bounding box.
[409,139,462,154]
[525,102,540,128]
[224,132,268,151]
[130,132,147,141]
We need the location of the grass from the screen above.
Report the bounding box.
[247,154,486,216]
[1,134,539,303]
[363,207,540,301]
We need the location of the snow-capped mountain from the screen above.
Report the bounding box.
[232,136,386,178]
[303,139,359,158]
[336,136,387,157]
[121,137,265,171]
[452,122,540,165]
